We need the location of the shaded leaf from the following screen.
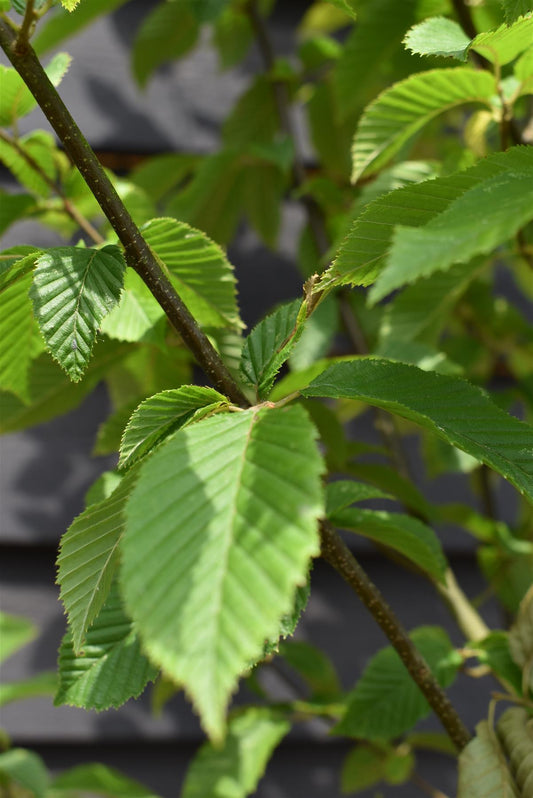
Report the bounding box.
[99,269,165,346]
[142,217,242,330]
[278,640,341,700]
[325,480,392,515]
[351,68,496,182]
[502,0,533,23]
[303,357,533,503]
[0,52,71,126]
[240,299,301,399]
[119,385,229,468]
[341,745,387,792]
[222,75,279,148]
[0,131,57,197]
[0,749,49,798]
[56,581,157,711]
[0,671,57,708]
[121,405,324,739]
[30,245,125,381]
[181,708,290,798]
[335,626,459,739]
[458,720,519,797]
[497,707,533,794]
[289,296,338,372]
[51,763,160,798]
[508,585,533,692]
[0,191,34,235]
[57,467,138,653]
[0,611,36,663]
[472,632,523,695]
[34,0,130,54]
[132,1,198,87]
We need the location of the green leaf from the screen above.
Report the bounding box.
[85,470,123,507]
[508,585,533,692]
[181,707,290,798]
[0,261,34,401]
[0,52,71,126]
[119,385,229,468]
[303,357,533,504]
[51,764,160,798]
[57,467,138,653]
[458,720,519,797]
[0,339,132,434]
[30,245,125,382]
[240,299,301,400]
[142,217,242,330]
[213,6,253,69]
[326,480,392,515]
[60,0,81,9]
[0,191,34,235]
[0,671,57,707]
[34,1,128,52]
[501,0,533,23]
[0,131,57,196]
[289,297,338,372]
[93,403,137,457]
[166,150,246,245]
[371,154,533,302]
[346,461,434,520]
[341,746,387,793]
[404,17,471,61]
[132,1,198,87]
[0,611,36,663]
[323,149,524,290]
[0,749,49,798]
[121,405,324,740]
[351,68,496,182]
[242,159,285,248]
[56,581,157,711]
[222,75,279,148]
[278,640,341,700]
[471,14,533,65]
[472,632,523,695]
[329,507,448,583]
[130,153,199,203]
[186,0,228,23]
[99,269,165,346]
[497,707,533,793]
[335,626,459,739]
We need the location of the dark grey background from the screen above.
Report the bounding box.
[0,1,514,795]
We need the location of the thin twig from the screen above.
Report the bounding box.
[15,0,36,53]
[412,771,450,798]
[0,129,105,244]
[320,520,472,751]
[0,19,248,407]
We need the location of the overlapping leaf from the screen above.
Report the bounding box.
[50,763,160,798]
[119,385,229,468]
[0,52,71,126]
[142,217,242,330]
[335,627,459,739]
[303,357,533,503]
[181,708,290,798]
[326,480,392,515]
[34,0,130,54]
[0,256,36,401]
[497,707,533,794]
[0,611,36,663]
[370,152,533,302]
[132,1,198,87]
[0,131,58,196]
[121,405,324,739]
[240,299,301,399]
[458,720,519,797]
[0,749,49,798]
[57,468,137,653]
[329,506,448,583]
[30,245,125,381]
[350,68,496,182]
[502,0,533,23]
[322,148,525,290]
[0,192,34,235]
[100,269,165,345]
[56,581,157,710]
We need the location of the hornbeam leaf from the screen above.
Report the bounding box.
[303,358,533,503]
[0,192,35,235]
[322,148,526,290]
[119,385,229,468]
[471,14,533,65]
[0,671,57,707]
[99,269,165,346]
[240,299,301,400]
[181,708,290,798]
[325,480,392,515]
[403,17,472,61]
[329,507,448,584]
[335,626,459,739]
[0,749,49,798]
[30,245,125,381]
[0,260,35,401]
[0,611,36,664]
[508,585,533,692]
[371,154,533,302]
[51,764,160,798]
[55,581,157,710]
[502,0,533,23]
[0,52,71,126]
[34,0,130,54]
[58,468,138,653]
[132,1,198,87]
[121,405,324,740]
[351,68,496,182]
[458,719,519,797]
[497,707,533,794]
[142,217,243,331]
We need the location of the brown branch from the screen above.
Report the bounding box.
[0,19,248,407]
[320,520,472,751]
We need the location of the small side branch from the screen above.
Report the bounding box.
[0,19,248,407]
[320,521,472,751]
